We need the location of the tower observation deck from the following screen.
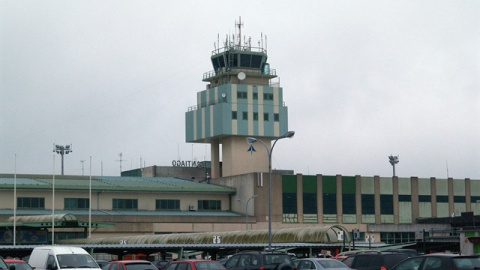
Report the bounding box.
[185,18,290,178]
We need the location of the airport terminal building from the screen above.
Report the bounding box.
[1,20,479,255]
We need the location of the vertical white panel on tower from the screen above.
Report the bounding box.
[273,87,280,137]
[258,86,264,136]
[201,107,205,139]
[232,85,238,135]
[248,85,253,135]
[193,110,197,140]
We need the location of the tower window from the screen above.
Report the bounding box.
[264,93,273,100]
[242,112,248,120]
[253,112,258,121]
[232,111,237,120]
[237,91,247,99]
[264,113,269,121]
[253,93,258,100]
[274,113,279,121]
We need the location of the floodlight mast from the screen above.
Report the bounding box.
[53,144,72,175]
[388,155,399,177]
[246,130,295,251]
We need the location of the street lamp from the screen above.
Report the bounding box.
[388,155,399,177]
[237,195,258,230]
[53,144,72,175]
[246,130,295,251]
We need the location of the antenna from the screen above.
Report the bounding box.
[265,34,268,51]
[80,160,85,176]
[236,16,243,48]
[446,160,450,178]
[115,153,126,175]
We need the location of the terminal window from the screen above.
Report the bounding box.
[112,199,138,210]
[156,199,180,210]
[65,198,89,210]
[18,197,45,209]
[198,200,221,210]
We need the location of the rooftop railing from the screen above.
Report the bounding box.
[203,68,276,80]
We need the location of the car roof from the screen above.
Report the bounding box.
[421,253,477,257]
[171,260,215,262]
[296,258,337,261]
[109,260,152,263]
[4,259,27,263]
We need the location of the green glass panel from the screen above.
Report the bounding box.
[282,175,297,192]
[322,176,336,193]
[303,175,317,194]
[342,176,356,194]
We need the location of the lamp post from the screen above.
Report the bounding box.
[388,155,399,177]
[53,144,72,175]
[237,194,258,230]
[246,131,295,251]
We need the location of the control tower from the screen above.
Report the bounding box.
[185,19,289,178]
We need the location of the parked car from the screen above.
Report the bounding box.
[390,253,480,270]
[28,246,102,270]
[295,258,350,270]
[103,260,157,270]
[349,252,409,270]
[224,251,296,270]
[165,260,226,270]
[4,259,33,270]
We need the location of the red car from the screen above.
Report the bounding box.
[165,260,226,270]
[4,259,34,270]
[103,260,157,270]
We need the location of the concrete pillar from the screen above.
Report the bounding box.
[466,178,471,212]
[431,177,437,217]
[393,176,399,224]
[317,174,323,223]
[411,177,420,222]
[374,175,381,224]
[210,140,220,178]
[336,174,343,224]
[297,174,303,223]
[355,175,362,222]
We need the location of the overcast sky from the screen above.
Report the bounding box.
[1,1,479,179]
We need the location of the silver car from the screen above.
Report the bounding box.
[295,258,351,270]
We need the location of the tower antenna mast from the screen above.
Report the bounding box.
[236,16,243,48]
[115,153,126,175]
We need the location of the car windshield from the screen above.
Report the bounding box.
[57,254,99,269]
[0,260,8,270]
[6,262,33,270]
[452,257,480,270]
[194,262,226,270]
[125,263,156,270]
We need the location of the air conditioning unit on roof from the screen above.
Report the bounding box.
[189,205,196,211]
